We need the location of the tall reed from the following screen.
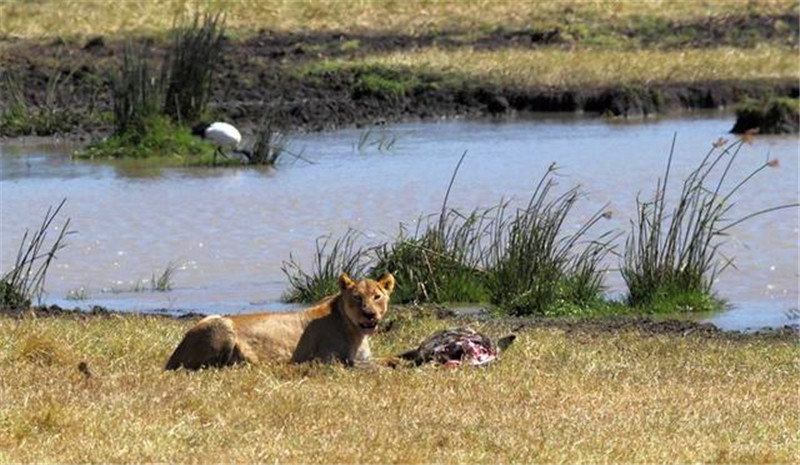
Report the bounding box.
[162,13,225,123]
[285,153,616,315]
[621,135,798,311]
[111,44,164,135]
[281,229,373,303]
[1,199,72,310]
[487,164,617,314]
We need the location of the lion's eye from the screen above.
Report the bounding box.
[373,294,381,301]
[353,295,363,303]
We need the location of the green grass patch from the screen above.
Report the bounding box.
[299,62,450,102]
[76,116,221,166]
[0,106,83,137]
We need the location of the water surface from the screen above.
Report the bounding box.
[1,114,797,330]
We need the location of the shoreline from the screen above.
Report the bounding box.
[1,34,797,140]
[5,303,797,342]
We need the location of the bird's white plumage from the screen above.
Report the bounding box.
[204,122,242,148]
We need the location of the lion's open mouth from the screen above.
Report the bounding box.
[359,321,378,335]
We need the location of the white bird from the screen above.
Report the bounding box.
[192,121,249,164]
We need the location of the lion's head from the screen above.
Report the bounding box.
[338,272,395,336]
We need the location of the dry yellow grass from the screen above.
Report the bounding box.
[0,312,797,464]
[0,0,796,39]
[325,45,800,88]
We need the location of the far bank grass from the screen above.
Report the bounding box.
[1,0,796,41]
[302,45,799,90]
[0,313,796,464]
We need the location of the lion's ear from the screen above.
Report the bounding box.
[339,273,355,291]
[378,273,396,294]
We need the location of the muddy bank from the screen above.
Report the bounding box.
[2,302,796,342]
[731,97,800,134]
[394,305,800,342]
[1,33,798,139]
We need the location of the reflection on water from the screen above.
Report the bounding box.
[1,114,798,329]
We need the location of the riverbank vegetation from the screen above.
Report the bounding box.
[282,138,797,316]
[311,46,797,89]
[2,0,797,44]
[0,310,795,463]
[0,200,71,311]
[732,96,800,134]
[1,0,798,140]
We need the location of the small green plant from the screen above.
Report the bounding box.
[281,229,373,303]
[621,135,798,312]
[65,286,90,301]
[353,128,398,153]
[1,199,72,310]
[150,261,179,292]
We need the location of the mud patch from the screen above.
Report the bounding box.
[387,305,799,342]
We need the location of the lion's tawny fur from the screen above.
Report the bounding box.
[165,273,395,370]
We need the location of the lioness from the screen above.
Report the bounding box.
[165,273,395,370]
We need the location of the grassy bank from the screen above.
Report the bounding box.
[324,46,798,89]
[732,96,800,134]
[1,0,798,138]
[2,0,797,43]
[0,311,796,464]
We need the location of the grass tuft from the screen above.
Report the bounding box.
[621,135,799,312]
[14,334,70,366]
[150,261,179,292]
[732,97,799,134]
[162,13,225,123]
[111,43,164,135]
[0,69,85,137]
[286,154,614,316]
[281,229,373,303]
[487,164,617,315]
[1,199,72,310]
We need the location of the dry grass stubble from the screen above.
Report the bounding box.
[0,313,796,463]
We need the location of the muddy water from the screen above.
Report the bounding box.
[1,114,797,330]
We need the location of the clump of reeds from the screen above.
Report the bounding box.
[282,153,615,316]
[111,44,164,135]
[621,135,798,312]
[150,261,179,292]
[1,199,72,310]
[487,164,617,315]
[281,229,373,303]
[373,209,493,303]
[247,115,291,165]
[109,13,223,137]
[162,13,225,123]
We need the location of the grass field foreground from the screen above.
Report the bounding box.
[0,312,796,463]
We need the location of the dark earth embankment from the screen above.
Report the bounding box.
[1,27,798,139]
[4,303,797,343]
